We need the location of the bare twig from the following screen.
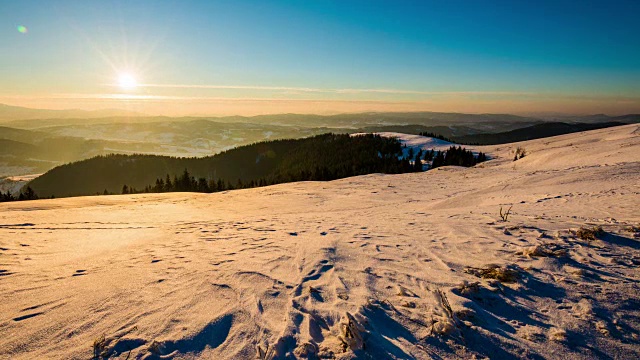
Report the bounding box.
[499,206,513,222]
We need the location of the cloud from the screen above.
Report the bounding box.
[107,83,534,96]
[6,92,640,103]
[102,83,640,102]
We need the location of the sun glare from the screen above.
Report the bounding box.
[117,73,138,90]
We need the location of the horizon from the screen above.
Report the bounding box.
[2,0,639,116]
[1,102,640,120]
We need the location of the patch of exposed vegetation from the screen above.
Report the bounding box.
[625,225,640,233]
[92,335,107,359]
[548,327,567,342]
[517,243,567,258]
[455,280,481,296]
[514,146,526,161]
[464,264,520,283]
[499,205,512,222]
[429,289,460,337]
[576,226,604,241]
[338,312,366,351]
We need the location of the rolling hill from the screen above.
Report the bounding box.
[452,121,626,145]
[27,134,414,197]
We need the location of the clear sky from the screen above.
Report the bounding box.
[1,0,639,115]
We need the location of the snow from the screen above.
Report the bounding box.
[375,132,455,151]
[353,132,455,157]
[0,124,639,359]
[353,132,479,170]
[352,132,457,170]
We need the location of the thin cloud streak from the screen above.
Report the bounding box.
[104,83,537,96]
[103,84,640,101]
[22,92,640,103]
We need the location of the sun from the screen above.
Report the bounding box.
[117,73,138,90]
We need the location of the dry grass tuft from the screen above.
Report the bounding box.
[518,243,567,258]
[396,285,415,297]
[514,147,527,161]
[625,225,640,233]
[294,342,319,358]
[256,343,276,360]
[401,300,417,308]
[596,320,610,336]
[576,226,604,241]
[548,327,567,342]
[92,335,107,359]
[429,289,459,336]
[464,264,520,283]
[338,312,366,351]
[456,280,481,296]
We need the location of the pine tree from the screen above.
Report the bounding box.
[154,178,165,192]
[432,151,445,168]
[197,178,209,192]
[22,186,38,200]
[208,178,218,192]
[165,174,173,191]
[1,191,15,202]
[414,154,423,172]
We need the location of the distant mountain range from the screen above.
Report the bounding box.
[0,103,141,122]
[2,103,638,129]
[1,103,639,179]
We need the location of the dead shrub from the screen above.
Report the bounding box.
[518,243,567,258]
[92,335,107,359]
[464,264,520,283]
[499,205,513,222]
[514,147,526,161]
[576,226,604,241]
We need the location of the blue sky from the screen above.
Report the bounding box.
[1,0,639,115]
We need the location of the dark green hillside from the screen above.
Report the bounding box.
[452,122,624,145]
[28,134,411,197]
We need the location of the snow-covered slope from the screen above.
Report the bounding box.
[1,125,639,359]
[375,132,455,151]
[353,131,456,159]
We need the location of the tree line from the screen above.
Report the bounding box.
[0,186,40,203]
[14,133,487,200]
[431,146,487,168]
[121,146,487,195]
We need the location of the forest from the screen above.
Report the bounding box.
[15,134,487,199]
[123,146,487,195]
